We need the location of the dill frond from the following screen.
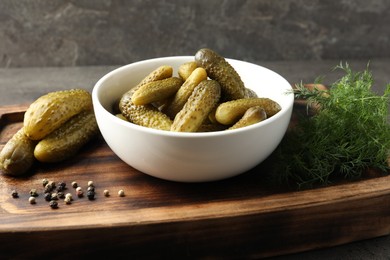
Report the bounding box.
[270,63,390,189]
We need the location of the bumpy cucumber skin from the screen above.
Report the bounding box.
[178,61,198,81]
[0,128,36,176]
[137,65,173,88]
[121,102,173,131]
[244,88,258,98]
[171,80,221,132]
[34,110,99,163]
[119,65,173,112]
[131,77,183,106]
[215,98,281,125]
[119,86,172,131]
[228,106,267,130]
[164,67,208,119]
[118,65,175,131]
[24,89,92,141]
[195,48,245,101]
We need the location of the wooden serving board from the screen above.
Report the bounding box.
[0,104,389,259]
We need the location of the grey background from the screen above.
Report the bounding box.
[1,0,389,68]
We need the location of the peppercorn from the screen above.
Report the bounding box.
[11,190,19,198]
[44,192,52,201]
[118,190,125,197]
[57,192,65,199]
[29,189,38,197]
[103,190,110,197]
[49,200,58,209]
[87,190,95,200]
[42,178,49,187]
[87,181,94,187]
[44,181,55,193]
[71,181,78,188]
[57,181,66,192]
[65,193,73,201]
[58,181,66,189]
[64,197,72,205]
[87,186,95,192]
[51,192,58,200]
[76,187,83,197]
[29,196,36,204]
[49,181,55,188]
[43,186,51,193]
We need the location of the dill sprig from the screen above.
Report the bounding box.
[270,62,390,189]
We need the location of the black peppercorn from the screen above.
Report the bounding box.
[49,200,58,209]
[57,181,66,191]
[87,186,95,192]
[86,190,95,200]
[11,190,19,198]
[44,192,52,201]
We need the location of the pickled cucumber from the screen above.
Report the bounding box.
[0,128,36,176]
[121,103,173,131]
[119,76,173,131]
[24,89,92,140]
[244,88,258,98]
[137,65,173,88]
[178,61,198,81]
[195,48,245,101]
[171,80,221,132]
[34,110,99,163]
[164,67,208,118]
[228,106,267,130]
[215,98,281,125]
[131,77,183,106]
[119,65,173,112]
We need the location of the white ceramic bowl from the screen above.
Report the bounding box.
[92,56,294,182]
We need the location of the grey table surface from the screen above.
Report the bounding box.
[0,60,389,259]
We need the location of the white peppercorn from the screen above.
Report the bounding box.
[64,197,72,205]
[42,178,49,187]
[29,196,36,204]
[65,193,73,201]
[118,190,125,197]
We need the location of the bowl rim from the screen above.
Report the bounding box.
[92,56,294,139]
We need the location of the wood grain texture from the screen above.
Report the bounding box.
[0,104,389,259]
